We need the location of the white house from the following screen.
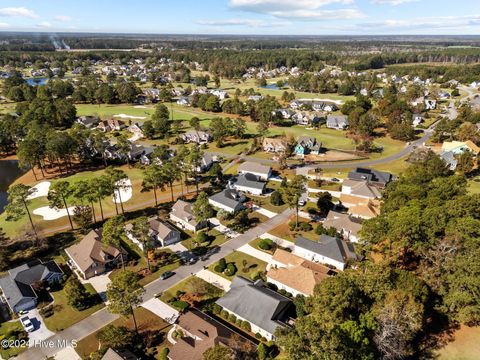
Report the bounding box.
[229,173,266,196]
[208,189,245,213]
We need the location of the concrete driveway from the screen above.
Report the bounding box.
[25,309,55,346]
[54,346,81,360]
[81,273,111,302]
[141,298,179,324]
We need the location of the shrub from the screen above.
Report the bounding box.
[214,265,223,273]
[236,318,242,326]
[270,191,284,206]
[217,258,227,272]
[315,224,327,235]
[258,239,274,251]
[288,221,297,231]
[228,313,236,323]
[170,300,189,311]
[221,310,229,318]
[224,263,237,276]
[250,270,262,281]
[255,332,262,339]
[196,231,208,243]
[299,222,312,231]
[212,304,222,314]
[159,347,169,360]
[241,321,251,332]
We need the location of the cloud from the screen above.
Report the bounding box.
[357,15,480,30]
[197,18,290,28]
[36,21,52,28]
[229,0,362,21]
[0,22,9,28]
[54,15,72,22]
[371,0,419,5]
[0,7,38,18]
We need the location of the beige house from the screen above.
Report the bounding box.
[323,211,363,243]
[170,200,208,233]
[266,249,334,296]
[65,229,125,279]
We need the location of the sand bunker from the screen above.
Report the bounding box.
[113,178,132,204]
[26,181,51,200]
[113,114,146,120]
[33,206,76,220]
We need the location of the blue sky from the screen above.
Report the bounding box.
[0,0,480,35]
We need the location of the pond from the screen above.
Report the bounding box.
[261,83,288,90]
[26,77,49,86]
[0,160,26,214]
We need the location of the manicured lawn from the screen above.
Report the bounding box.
[159,276,224,309]
[43,283,104,332]
[249,238,275,255]
[269,216,318,242]
[75,307,171,359]
[0,320,27,359]
[247,194,289,213]
[437,326,480,360]
[467,179,480,194]
[208,251,268,281]
[180,228,228,251]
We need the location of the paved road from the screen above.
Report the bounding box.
[16,208,293,360]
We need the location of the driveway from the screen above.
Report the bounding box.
[25,309,55,346]
[141,298,179,324]
[54,346,81,360]
[81,273,111,302]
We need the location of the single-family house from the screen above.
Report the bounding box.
[248,95,263,102]
[77,116,99,129]
[209,89,229,100]
[341,179,382,200]
[169,309,253,360]
[266,249,334,297]
[425,99,437,110]
[274,109,294,119]
[216,277,295,340]
[101,348,139,360]
[293,235,358,271]
[237,162,272,181]
[176,96,191,106]
[230,173,266,196]
[294,136,321,157]
[263,138,287,153]
[180,130,211,144]
[125,217,181,249]
[348,168,394,187]
[97,119,126,132]
[208,189,245,213]
[65,229,126,279]
[323,211,363,243]
[170,200,209,233]
[0,260,63,313]
[440,151,458,171]
[127,123,144,139]
[326,115,349,130]
[412,114,424,127]
[197,152,214,173]
[441,140,480,155]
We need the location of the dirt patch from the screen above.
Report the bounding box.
[305,150,364,162]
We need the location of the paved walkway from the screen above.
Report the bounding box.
[195,269,231,291]
[17,208,294,360]
[237,244,284,266]
[141,298,179,324]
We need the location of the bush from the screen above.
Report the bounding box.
[217,258,227,272]
[236,318,242,326]
[258,239,274,251]
[170,300,189,311]
[270,191,284,206]
[241,320,251,332]
[255,332,262,339]
[221,310,229,319]
[315,224,327,235]
[159,347,169,360]
[224,263,237,276]
[299,222,312,231]
[228,313,237,323]
[196,231,208,243]
[212,304,222,314]
[250,270,262,281]
[288,221,297,231]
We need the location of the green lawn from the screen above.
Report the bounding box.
[43,283,104,332]
[0,320,27,359]
[467,179,480,194]
[159,276,224,309]
[208,251,268,281]
[249,238,275,255]
[247,194,289,213]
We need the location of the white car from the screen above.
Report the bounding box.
[20,316,35,332]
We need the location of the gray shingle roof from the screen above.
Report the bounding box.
[209,189,244,211]
[234,173,266,191]
[348,167,394,186]
[216,277,293,335]
[295,235,357,264]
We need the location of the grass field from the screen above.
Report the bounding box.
[208,251,267,281]
[159,276,223,307]
[43,282,104,332]
[437,326,480,360]
[0,320,27,359]
[75,307,171,359]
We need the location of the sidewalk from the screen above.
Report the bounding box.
[195,269,231,291]
[251,205,277,218]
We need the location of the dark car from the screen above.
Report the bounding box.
[160,271,174,280]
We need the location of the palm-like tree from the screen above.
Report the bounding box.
[105,167,129,215]
[142,164,165,207]
[48,180,74,230]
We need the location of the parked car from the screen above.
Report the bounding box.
[160,271,174,280]
[20,316,34,332]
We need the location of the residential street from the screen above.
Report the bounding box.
[15,208,293,360]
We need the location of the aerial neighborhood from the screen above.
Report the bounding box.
[0,24,479,360]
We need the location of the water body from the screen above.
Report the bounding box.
[26,77,49,86]
[0,160,26,214]
[261,83,288,90]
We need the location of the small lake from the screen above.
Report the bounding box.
[261,83,288,90]
[0,160,26,214]
[26,77,49,86]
